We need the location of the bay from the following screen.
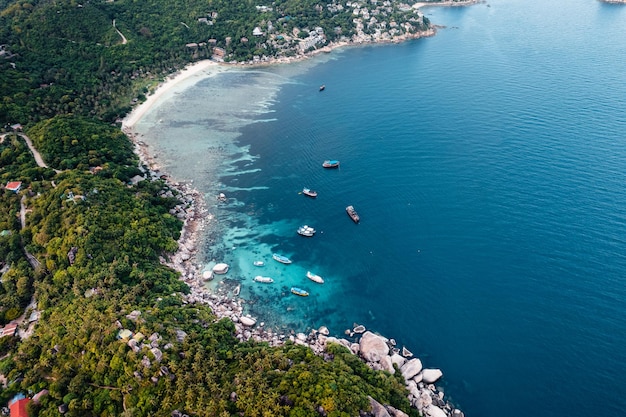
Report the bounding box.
[133,0,626,416]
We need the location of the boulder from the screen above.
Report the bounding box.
[422,368,443,384]
[419,389,433,407]
[413,372,423,384]
[400,358,423,381]
[390,353,406,369]
[353,324,366,334]
[325,336,340,345]
[359,331,389,362]
[239,316,256,327]
[380,355,395,374]
[406,380,420,399]
[150,347,163,362]
[368,397,391,417]
[424,405,447,417]
[212,263,229,274]
[387,406,410,417]
[126,310,142,321]
[175,330,187,342]
[318,326,330,336]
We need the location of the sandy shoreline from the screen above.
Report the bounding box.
[120,0,481,131]
[117,0,481,323]
[117,11,472,417]
[122,60,223,130]
[119,26,437,284]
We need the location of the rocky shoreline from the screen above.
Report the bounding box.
[120,6,477,415]
[118,128,465,416]
[118,141,465,417]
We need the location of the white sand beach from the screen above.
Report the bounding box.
[122,59,224,129]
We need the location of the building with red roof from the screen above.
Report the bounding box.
[9,394,30,417]
[5,181,22,192]
[1,322,18,337]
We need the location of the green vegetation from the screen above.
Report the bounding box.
[27,115,140,179]
[0,0,429,415]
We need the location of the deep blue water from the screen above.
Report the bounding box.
[137,0,626,416]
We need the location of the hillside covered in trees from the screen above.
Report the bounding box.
[0,0,438,416]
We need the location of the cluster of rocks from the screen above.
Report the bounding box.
[181,276,466,417]
[287,327,464,417]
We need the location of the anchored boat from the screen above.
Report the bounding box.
[346,205,360,223]
[297,225,316,237]
[254,276,274,283]
[291,287,309,297]
[306,271,324,284]
[272,254,292,264]
[302,188,318,198]
[322,160,340,168]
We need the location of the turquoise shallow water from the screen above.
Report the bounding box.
[134,0,626,416]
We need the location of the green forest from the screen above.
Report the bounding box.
[0,0,435,415]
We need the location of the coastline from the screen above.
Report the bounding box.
[118,25,439,323]
[119,17,468,417]
[413,0,481,9]
[118,24,440,301]
[122,60,223,130]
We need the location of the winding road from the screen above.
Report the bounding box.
[113,19,128,45]
[1,132,50,270]
[1,132,60,173]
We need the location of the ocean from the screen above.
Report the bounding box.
[132,0,626,416]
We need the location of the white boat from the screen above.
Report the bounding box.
[346,205,360,223]
[297,225,316,237]
[306,271,324,284]
[273,254,292,264]
[254,276,274,283]
[253,261,265,266]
